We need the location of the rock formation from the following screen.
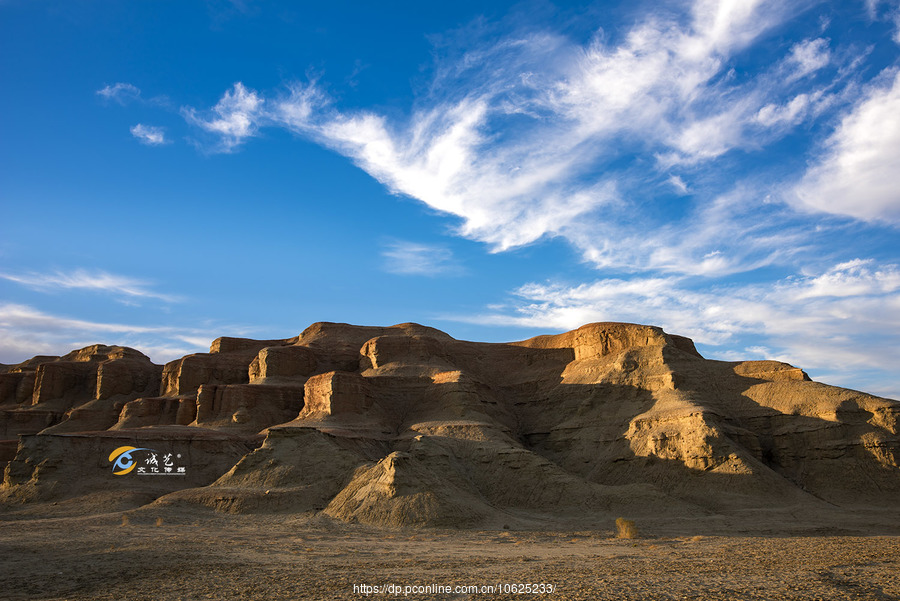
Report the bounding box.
[1,322,898,529]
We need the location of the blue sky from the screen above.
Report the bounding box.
[1,0,898,398]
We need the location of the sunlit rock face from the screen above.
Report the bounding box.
[2,322,898,527]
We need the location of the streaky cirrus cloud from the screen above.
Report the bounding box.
[380,240,464,276]
[0,303,210,364]
[0,303,272,366]
[0,269,180,303]
[96,82,141,104]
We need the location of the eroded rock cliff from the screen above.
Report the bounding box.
[1,322,897,528]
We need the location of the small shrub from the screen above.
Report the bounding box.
[615,517,638,539]
[155,517,164,527]
[120,515,130,527]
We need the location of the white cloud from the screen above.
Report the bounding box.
[755,93,815,127]
[785,38,831,80]
[794,68,900,223]
[0,303,218,365]
[0,303,164,335]
[0,269,179,303]
[182,82,264,151]
[788,259,900,299]
[181,0,844,269]
[564,186,807,277]
[96,82,141,104]
[169,0,895,278]
[175,335,216,349]
[668,175,690,194]
[381,241,463,276]
[861,0,900,44]
[130,124,167,145]
[667,106,749,163]
[679,0,790,60]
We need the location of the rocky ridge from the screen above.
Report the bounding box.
[1,322,898,529]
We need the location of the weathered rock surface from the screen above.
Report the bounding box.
[1,322,898,529]
[0,346,161,438]
[0,427,258,506]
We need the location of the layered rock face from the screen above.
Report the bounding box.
[2,322,898,528]
[0,346,162,438]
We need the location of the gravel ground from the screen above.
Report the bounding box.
[1,507,899,600]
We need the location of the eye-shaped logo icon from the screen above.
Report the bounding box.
[108,446,152,475]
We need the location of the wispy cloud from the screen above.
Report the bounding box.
[182,82,264,152]
[865,0,880,19]
[668,175,690,195]
[130,123,167,145]
[785,37,831,80]
[0,303,211,365]
[96,82,141,105]
[381,241,463,276]
[180,0,869,277]
[0,269,179,303]
[861,1,900,45]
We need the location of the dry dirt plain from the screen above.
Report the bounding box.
[2,503,899,601]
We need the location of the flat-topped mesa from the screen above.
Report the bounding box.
[210,336,295,355]
[0,345,162,437]
[159,336,301,397]
[161,348,264,398]
[513,322,702,360]
[297,322,455,372]
[31,345,160,405]
[733,360,811,382]
[58,344,148,363]
[3,356,61,372]
[299,322,454,344]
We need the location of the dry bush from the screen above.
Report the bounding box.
[155,517,164,527]
[615,517,638,539]
[120,515,130,527]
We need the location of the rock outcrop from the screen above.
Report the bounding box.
[1,322,898,530]
[0,346,161,438]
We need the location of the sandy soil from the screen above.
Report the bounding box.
[2,504,899,601]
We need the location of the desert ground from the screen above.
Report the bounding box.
[2,501,899,601]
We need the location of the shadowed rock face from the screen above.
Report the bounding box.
[1,322,898,528]
[0,346,162,438]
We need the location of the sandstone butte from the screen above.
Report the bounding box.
[1,321,898,531]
